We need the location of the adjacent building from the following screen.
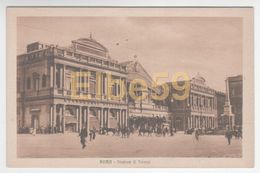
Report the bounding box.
[220,75,243,128]
[228,75,243,127]
[166,74,218,131]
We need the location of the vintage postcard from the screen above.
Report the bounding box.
[6,7,254,167]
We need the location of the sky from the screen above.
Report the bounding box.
[17,17,242,92]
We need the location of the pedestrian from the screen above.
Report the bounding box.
[225,128,233,145]
[92,127,96,140]
[170,126,174,136]
[194,128,200,141]
[32,128,36,136]
[79,127,87,149]
[89,130,93,141]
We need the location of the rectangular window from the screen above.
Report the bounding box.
[42,75,46,88]
[17,78,20,92]
[27,77,31,89]
[56,70,60,88]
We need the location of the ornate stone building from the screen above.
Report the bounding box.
[17,37,128,134]
[166,74,218,131]
[220,75,242,128]
[228,75,243,127]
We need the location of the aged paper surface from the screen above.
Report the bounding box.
[6,7,254,167]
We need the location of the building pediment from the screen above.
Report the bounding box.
[121,60,153,87]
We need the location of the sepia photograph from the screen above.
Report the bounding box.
[6,7,254,168]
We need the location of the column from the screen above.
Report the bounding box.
[187,116,190,129]
[122,110,125,128]
[117,110,120,128]
[50,66,54,87]
[105,109,108,128]
[100,72,103,99]
[191,94,193,107]
[79,69,82,94]
[103,109,106,128]
[86,107,89,133]
[124,110,126,128]
[59,66,63,89]
[83,107,87,128]
[198,116,201,128]
[120,110,123,128]
[191,116,193,128]
[195,116,199,128]
[87,71,91,99]
[62,105,65,133]
[59,105,63,132]
[194,116,196,128]
[76,107,79,132]
[53,104,57,132]
[124,78,127,102]
[106,108,111,128]
[190,116,192,128]
[100,108,103,128]
[123,110,126,128]
[63,65,66,95]
[79,106,82,131]
[125,110,128,127]
[195,116,197,128]
[50,105,53,133]
[53,64,56,88]
[107,75,109,100]
[119,77,121,101]
[103,74,107,98]
[100,109,103,128]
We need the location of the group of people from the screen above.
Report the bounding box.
[138,125,175,137]
[225,127,242,145]
[100,127,132,138]
[191,127,242,145]
[79,124,242,149]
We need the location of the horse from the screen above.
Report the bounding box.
[138,127,153,136]
[101,127,117,135]
[233,130,242,139]
[120,127,130,138]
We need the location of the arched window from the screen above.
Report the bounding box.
[42,74,47,88]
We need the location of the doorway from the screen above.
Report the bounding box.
[31,114,39,130]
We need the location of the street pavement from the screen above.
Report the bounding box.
[17,133,242,158]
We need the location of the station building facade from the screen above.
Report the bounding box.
[17,37,128,134]
[120,60,169,127]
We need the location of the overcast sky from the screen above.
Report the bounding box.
[17,17,242,92]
